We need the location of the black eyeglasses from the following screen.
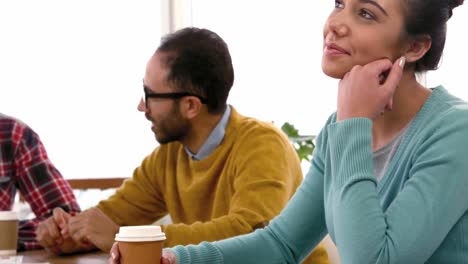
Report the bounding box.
[143,85,207,106]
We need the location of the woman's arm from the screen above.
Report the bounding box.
[327,116,468,263]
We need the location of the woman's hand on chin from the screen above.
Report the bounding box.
[337,56,406,122]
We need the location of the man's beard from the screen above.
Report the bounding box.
[151,106,190,144]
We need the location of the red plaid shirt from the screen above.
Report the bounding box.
[0,114,80,251]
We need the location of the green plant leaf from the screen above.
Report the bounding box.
[281,122,299,138]
[297,144,315,161]
[281,122,315,162]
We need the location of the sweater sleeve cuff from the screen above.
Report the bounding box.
[327,118,375,188]
[171,242,224,263]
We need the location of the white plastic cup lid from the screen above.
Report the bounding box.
[115,225,166,242]
[0,211,18,221]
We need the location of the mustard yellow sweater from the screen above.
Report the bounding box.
[97,108,329,263]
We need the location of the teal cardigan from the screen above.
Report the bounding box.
[170,86,468,263]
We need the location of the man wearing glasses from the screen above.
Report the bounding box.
[36,27,329,263]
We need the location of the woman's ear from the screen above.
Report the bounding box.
[404,35,432,63]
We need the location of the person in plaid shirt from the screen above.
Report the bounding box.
[0,113,80,251]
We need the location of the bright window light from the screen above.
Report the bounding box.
[0,0,162,179]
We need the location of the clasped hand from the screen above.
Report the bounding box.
[36,207,119,254]
[336,56,406,122]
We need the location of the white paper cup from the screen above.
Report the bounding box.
[115,225,166,264]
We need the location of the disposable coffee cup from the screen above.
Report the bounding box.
[0,211,18,256]
[115,225,166,264]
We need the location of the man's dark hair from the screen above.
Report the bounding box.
[157,27,234,114]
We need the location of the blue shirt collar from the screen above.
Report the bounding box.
[184,106,231,160]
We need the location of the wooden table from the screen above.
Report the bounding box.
[18,250,109,264]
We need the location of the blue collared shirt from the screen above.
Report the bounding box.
[184,106,232,160]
